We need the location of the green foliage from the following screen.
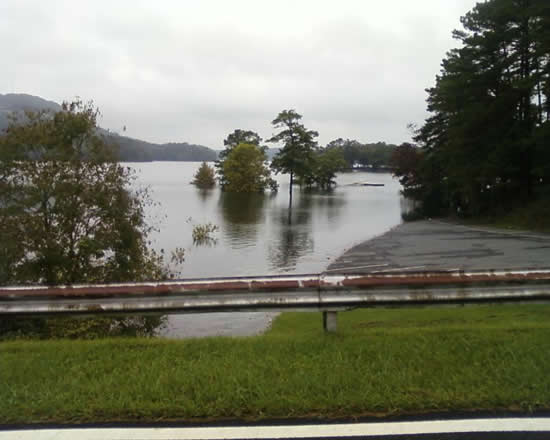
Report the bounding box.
[0,315,166,340]
[408,0,550,217]
[326,138,397,169]
[0,100,167,285]
[470,197,550,233]
[301,148,347,190]
[390,143,423,197]
[268,110,319,197]
[191,161,216,189]
[390,142,446,217]
[221,143,277,192]
[0,100,170,338]
[192,222,219,245]
[314,149,347,190]
[223,129,262,151]
[216,129,264,187]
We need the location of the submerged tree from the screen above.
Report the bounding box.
[216,129,263,187]
[310,148,347,190]
[222,143,277,192]
[192,161,216,189]
[268,110,318,204]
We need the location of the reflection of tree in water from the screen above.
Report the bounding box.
[196,188,215,204]
[218,192,267,247]
[268,193,314,272]
[306,190,346,225]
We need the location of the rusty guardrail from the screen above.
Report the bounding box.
[2,269,550,332]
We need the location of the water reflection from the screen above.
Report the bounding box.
[216,189,349,272]
[305,191,346,226]
[268,192,315,272]
[218,192,268,248]
[196,188,215,203]
[133,163,403,278]
[127,163,404,338]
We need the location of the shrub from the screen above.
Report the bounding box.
[191,162,216,189]
[192,223,219,245]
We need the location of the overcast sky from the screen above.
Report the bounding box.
[1,0,479,149]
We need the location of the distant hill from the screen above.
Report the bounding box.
[106,133,218,162]
[0,93,218,162]
[0,93,62,132]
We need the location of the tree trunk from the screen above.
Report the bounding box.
[288,172,294,224]
[289,171,294,208]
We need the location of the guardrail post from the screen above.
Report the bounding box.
[323,311,338,333]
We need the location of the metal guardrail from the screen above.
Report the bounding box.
[2,269,550,332]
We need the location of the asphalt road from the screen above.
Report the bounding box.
[327,220,550,274]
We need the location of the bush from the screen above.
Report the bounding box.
[0,315,167,340]
[192,222,219,245]
[0,100,171,339]
[191,162,216,189]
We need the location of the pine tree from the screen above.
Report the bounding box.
[268,110,318,205]
[191,162,216,189]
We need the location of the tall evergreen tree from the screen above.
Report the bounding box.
[268,110,318,205]
[410,0,550,216]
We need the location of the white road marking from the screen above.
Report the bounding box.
[2,418,550,439]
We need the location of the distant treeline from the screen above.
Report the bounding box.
[106,133,218,162]
[325,138,397,170]
[393,0,550,218]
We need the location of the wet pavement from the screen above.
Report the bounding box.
[327,220,550,274]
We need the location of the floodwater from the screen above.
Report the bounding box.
[128,162,404,337]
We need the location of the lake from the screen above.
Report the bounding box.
[128,161,405,337]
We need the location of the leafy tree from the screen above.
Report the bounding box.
[0,100,169,338]
[223,129,263,151]
[326,138,361,167]
[313,149,347,190]
[301,149,347,190]
[0,100,166,285]
[191,161,216,189]
[390,143,424,199]
[216,129,263,187]
[222,143,277,192]
[326,138,397,169]
[268,110,319,203]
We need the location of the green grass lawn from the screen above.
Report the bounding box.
[462,198,550,233]
[2,305,550,424]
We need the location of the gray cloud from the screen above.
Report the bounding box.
[1,0,478,148]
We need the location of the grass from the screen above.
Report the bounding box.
[463,198,550,233]
[2,305,550,424]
